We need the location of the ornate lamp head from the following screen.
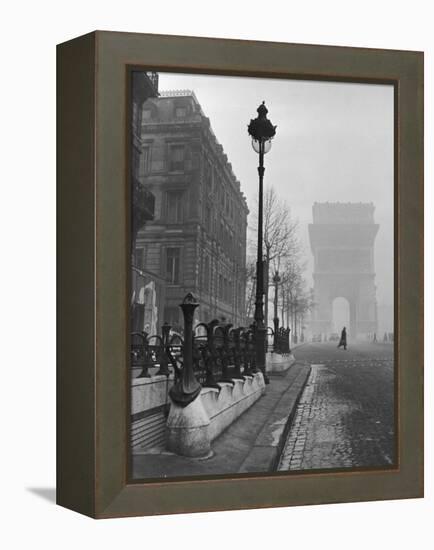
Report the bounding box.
[248,101,277,154]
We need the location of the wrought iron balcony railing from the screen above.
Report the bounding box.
[145,72,159,96]
[132,177,155,222]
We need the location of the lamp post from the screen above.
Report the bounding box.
[272,271,281,351]
[248,101,276,384]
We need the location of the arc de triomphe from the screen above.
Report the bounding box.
[308,202,379,340]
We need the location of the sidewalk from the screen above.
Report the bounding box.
[132,361,311,479]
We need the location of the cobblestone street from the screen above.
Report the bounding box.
[278,341,395,471]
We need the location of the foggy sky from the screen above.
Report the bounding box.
[156,72,394,307]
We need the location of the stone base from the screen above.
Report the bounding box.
[166,372,265,457]
[201,373,266,441]
[266,352,295,373]
[166,397,211,458]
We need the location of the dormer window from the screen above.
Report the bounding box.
[143,109,152,121]
[175,106,187,118]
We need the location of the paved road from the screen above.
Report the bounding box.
[278,341,395,472]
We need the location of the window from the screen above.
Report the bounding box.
[142,108,152,121]
[132,103,139,135]
[205,205,211,234]
[229,230,234,257]
[132,147,140,178]
[135,247,146,269]
[140,146,150,176]
[131,303,145,333]
[166,191,184,223]
[163,306,180,326]
[175,106,187,118]
[205,160,213,190]
[166,248,181,284]
[170,145,185,171]
[238,282,243,310]
[204,256,210,292]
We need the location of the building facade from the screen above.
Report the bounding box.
[134,90,249,332]
[131,71,159,243]
[130,71,160,334]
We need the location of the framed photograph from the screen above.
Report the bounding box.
[57,31,423,518]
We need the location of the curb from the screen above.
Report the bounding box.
[238,363,311,473]
[270,364,311,471]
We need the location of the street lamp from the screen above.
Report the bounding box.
[248,101,277,384]
[272,271,281,351]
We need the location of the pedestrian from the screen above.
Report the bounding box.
[337,326,347,350]
[373,332,377,342]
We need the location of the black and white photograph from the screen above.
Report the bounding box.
[4,0,430,540]
[129,70,395,480]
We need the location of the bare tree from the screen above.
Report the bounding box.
[244,257,257,322]
[249,186,300,326]
[279,258,314,341]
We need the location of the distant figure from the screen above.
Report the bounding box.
[373,332,377,342]
[337,327,347,350]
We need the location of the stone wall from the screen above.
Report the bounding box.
[166,372,266,457]
[131,371,266,456]
[266,352,295,373]
[131,374,174,451]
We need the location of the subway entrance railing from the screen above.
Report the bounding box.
[131,293,292,406]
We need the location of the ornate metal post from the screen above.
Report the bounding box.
[220,323,233,381]
[248,102,276,384]
[203,319,220,387]
[272,271,281,352]
[249,325,259,375]
[169,293,202,407]
[231,327,244,379]
[136,331,152,378]
[241,328,252,376]
[156,322,171,376]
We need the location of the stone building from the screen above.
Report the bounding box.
[131,71,159,243]
[130,71,160,334]
[134,90,249,332]
[308,202,379,339]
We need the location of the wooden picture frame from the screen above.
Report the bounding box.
[57,31,423,518]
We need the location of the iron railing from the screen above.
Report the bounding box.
[131,293,291,405]
[274,327,291,354]
[145,72,159,95]
[131,321,259,385]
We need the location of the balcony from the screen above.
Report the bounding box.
[132,178,155,240]
[133,178,155,222]
[145,72,159,96]
[133,71,159,106]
